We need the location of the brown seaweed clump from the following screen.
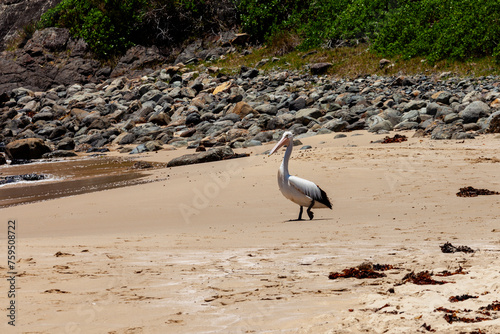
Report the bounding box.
[456,186,500,197]
[479,301,500,312]
[449,294,478,303]
[329,262,394,280]
[440,242,475,253]
[436,266,468,276]
[402,271,451,285]
[381,134,408,144]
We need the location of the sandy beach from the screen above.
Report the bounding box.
[1,130,500,333]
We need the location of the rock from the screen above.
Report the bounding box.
[167,146,247,167]
[485,110,500,133]
[310,62,332,75]
[431,123,462,140]
[295,108,323,121]
[144,140,163,152]
[444,113,460,124]
[186,112,201,126]
[323,119,348,132]
[26,28,70,52]
[459,101,490,123]
[43,150,77,158]
[55,137,75,150]
[231,101,257,119]
[402,100,427,113]
[431,91,452,104]
[255,103,278,115]
[241,68,259,79]
[369,119,393,132]
[289,97,307,111]
[379,59,391,69]
[6,138,51,160]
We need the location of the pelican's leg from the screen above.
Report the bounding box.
[297,206,303,220]
[307,200,315,220]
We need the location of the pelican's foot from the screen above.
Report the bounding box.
[307,210,314,220]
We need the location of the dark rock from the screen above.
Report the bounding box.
[241,68,259,79]
[43,150,77,158]
[310,62,332,75]
[431,123,462,140]
[55,137,75,150]
[459,101,491,123]
[186,112,201,126]
[289,97,307,111]
[5,138,51,160]
[26,28,70,52]
[485,111,500,133]
[323,119,348,132]
[167,146,247,167]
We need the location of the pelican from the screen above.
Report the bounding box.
[269,131,332,220]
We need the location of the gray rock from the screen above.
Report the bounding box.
[369,119,393,132]
[167,146,246,167]
[402,100,427,113]
[444,113,460,124]
[289,97,307,111]
[255,103,278,115]
[484,110,500,133]
[295,108,323,122]
[43,150,78,158]
[323,119,348,132]
[394,121,419,130]
[459,101,491,123]
[401,109,421,123]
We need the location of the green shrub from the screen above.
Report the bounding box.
[39,0,148,58]
[373,0,500,62]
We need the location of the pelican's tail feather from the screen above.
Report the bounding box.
[318,186,332,209]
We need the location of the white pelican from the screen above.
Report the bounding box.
[269,131,332,220]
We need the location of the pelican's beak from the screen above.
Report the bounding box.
[269,136,289,156]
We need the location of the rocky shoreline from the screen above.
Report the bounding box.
[1,34,500,165]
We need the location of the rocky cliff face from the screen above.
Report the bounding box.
[0,0,62,50]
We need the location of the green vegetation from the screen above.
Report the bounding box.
[37,0,500,65]
[236,0,500,62]
[39,0,148,58]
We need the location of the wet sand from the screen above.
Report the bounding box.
[1,130,500,333]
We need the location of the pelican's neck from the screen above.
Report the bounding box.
[280,140,293,177]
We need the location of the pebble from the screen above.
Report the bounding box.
[2,69,500,163]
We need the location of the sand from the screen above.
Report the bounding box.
[1,130,500,333]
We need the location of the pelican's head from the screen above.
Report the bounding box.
[269,131,294,156]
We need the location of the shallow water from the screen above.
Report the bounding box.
[0,156,167,208]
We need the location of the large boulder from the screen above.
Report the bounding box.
[167,147,247,167]
[6,138,51,160]
[459,101,491,123]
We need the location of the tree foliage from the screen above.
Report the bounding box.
[39,0,148,58]
[38,0,500,62]
[236,0,500,61]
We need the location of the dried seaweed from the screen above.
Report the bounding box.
[380,134,408,144]
[456,186,500,197]
[449,294,478,303]
[440,242,475,254]
[479,301,500,311]
[421,323,436,332]
[372,264,394,271]
[328,267,386,280]
[402,271,450,285]
[436,306,492,324]
[436,266,468,276]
